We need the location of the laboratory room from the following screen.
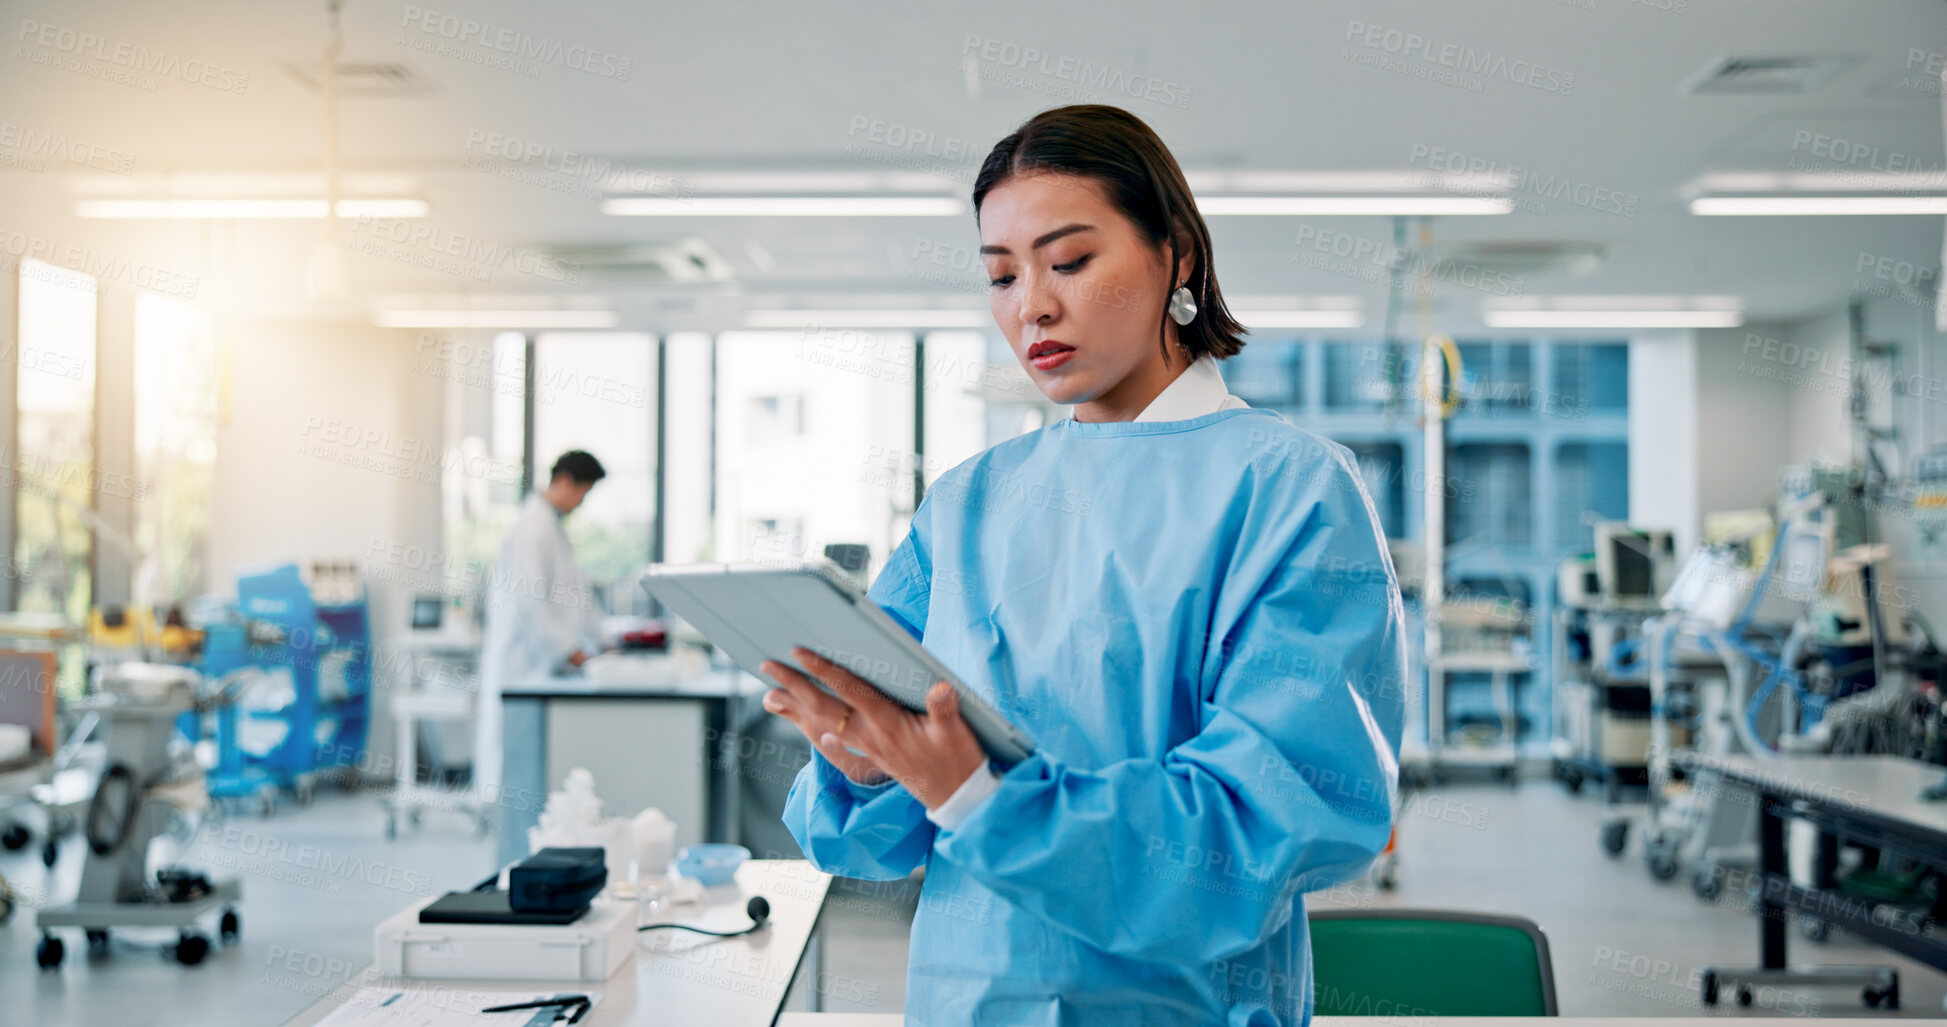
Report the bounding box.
[6,2,1947,1026]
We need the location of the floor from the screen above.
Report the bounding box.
[0,772,1942,1024]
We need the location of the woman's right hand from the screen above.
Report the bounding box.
[760,659,891,787]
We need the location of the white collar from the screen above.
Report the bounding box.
[1133,356,1247,422]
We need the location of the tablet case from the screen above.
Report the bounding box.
[419,890,586,925]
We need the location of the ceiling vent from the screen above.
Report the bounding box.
[1682,55,1854,94]
[285,62,433,98]
[545,239,736,284]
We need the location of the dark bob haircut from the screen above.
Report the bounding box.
[972,104,1247,362]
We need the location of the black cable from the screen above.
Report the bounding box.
[638,895,769,937]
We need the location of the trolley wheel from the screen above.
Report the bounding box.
[257,792,276,819]
[1646,844,1679,881]
[1701,969,1719,1006]
[0,892,13,924]
[1691,864,1723,901]
[1736,985,1754,1007]
[1600,820,1628,857]
[1801,917,1830,943]
[40,838,58,869]
[175,931,210,966]
[294,778,316,807]
[36,933,63,970]
[1561,766,1584,794]
[85,929,110,955]
[220,908,240,943]
[1,822,28,850]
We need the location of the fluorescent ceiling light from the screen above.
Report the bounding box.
[1689,196,1947,216]
[76,198,429,219]
[1484,309,1742,328]
[374,309,619,329]
[745,309,988,329]
[1689,171,1947,194]
[1189,170,1514,193]
[633,171,957,194]
[1236,309,1365,329]
[1197,196,1512,216]
[603,196,965,217]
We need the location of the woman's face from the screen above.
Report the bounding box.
[979,171,1190,418]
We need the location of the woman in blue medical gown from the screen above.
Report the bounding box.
[764,104,1406,1026]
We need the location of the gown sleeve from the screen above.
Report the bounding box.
[780,518,940,880]
[930,452,1406,963]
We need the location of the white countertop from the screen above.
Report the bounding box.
[281,860,831,1027]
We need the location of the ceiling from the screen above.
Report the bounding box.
[2,0,1942,334]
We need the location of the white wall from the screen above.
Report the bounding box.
[210,318,443,589]
[1695,322,1794,519]
[1628,329,1699,552]
[1627,324,1795,554]
[209,317,444,776]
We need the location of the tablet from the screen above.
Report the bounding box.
[640,560,1035,765]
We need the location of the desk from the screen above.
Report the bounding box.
[499,656,761,866]
[1673,752,1947,1010]
[283,859,831,1027]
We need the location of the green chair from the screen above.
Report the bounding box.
[1308,908,1558,1016]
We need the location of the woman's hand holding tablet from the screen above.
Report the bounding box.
[762,647,987,810]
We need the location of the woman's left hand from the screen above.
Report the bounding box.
[786,647,988,810]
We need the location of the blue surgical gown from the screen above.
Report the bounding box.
[783,408,1406,1026]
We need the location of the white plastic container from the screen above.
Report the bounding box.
[374,897,635,982]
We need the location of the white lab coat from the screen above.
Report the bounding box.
[476,493,604,803]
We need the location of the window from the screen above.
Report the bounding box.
[1554,441,1630,550]
[1446,442,1533,548]
[1456,341,1535,418]
[14,259,97,622]
[441,330,528,603]
[1324,342,1391,411]
[530,332,657,594]
[919,331,1036,488]
[1551,342,1629,415]
[716,330,914,577]
[1223,337,1304,409]
[133,291,218,604]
